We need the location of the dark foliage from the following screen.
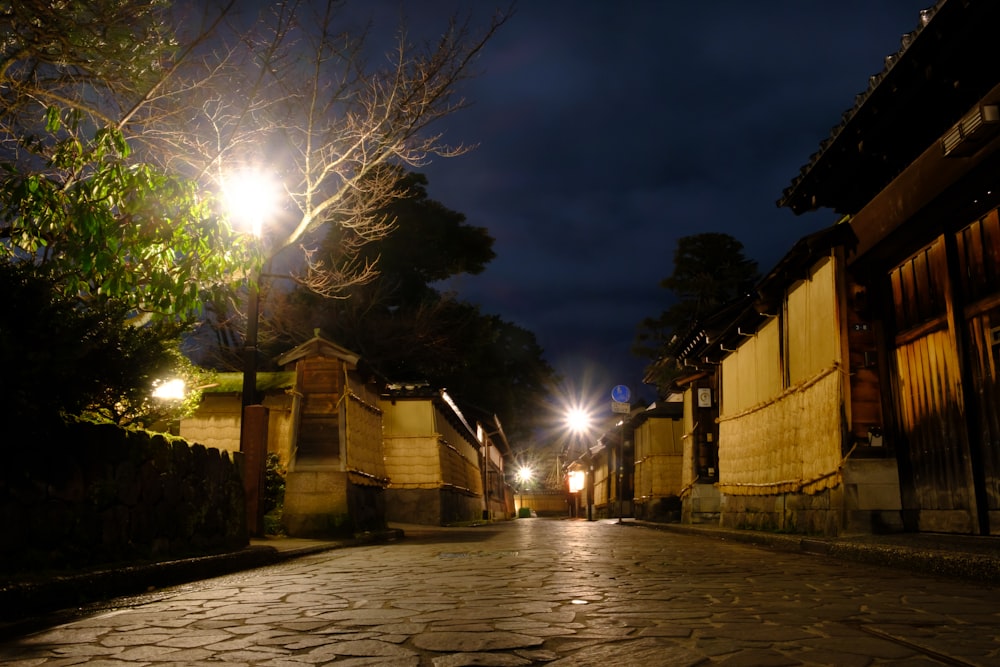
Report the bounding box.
[0,264,182,423]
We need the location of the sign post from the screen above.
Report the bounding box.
[609,385,631,522]
[611,384,631,414]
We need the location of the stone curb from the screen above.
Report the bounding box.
[628,520,1000,585]
[0,528,404,624]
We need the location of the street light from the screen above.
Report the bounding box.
[564,405,593,521]
[152,378,185,400]
[516,465,534,517]
[221,169,279,419]
[222,169,279,537]
[565,407,591,435]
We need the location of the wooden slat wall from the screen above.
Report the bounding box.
[718,366,842,495]
[756,319,782,402]
[889,236,974,521]
[720,320,781,418]
[966,311,1000,515]
[634,417,685,500]
[383,435,439,487]
[345,372,385,485]
[717,255,843,495]
[892,329,971,512]
[735,336,759,413]
[295,358,342,464]
[787,258,838,385]
[957,210,1000,520]
[436,410,483,495]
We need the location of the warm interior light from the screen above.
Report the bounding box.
[568,470,585,493]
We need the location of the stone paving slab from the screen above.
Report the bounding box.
[1,519,998,665]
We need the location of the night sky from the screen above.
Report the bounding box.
[360,1,933,406]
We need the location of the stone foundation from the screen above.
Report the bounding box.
[386,487,483,525]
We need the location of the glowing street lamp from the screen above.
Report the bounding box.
[152,378,186,401]
[565,407,591,435]
[222,169,280,538]
[516,465,534,517]
[564,405,594,520]
[222,169,279,417]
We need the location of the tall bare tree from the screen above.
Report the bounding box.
[143,0,511,294]
[1,0,511,309]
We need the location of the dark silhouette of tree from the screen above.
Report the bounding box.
[248,168,554,443]
[634,232,759,394]
[0,263,201,427]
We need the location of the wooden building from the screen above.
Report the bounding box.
[275,334,387,537]
[477,418,514,520]
[181,333,388,537]
[631,401,686,521]
[689,227,903,535]
[778,0,1000,535]
[379,384,486,525]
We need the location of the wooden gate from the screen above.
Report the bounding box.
[295,357,343,465]
[956,210,1000,533]
[889,210,1000,534]
[889,237,977,533]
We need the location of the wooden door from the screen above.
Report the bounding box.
[889,238,978,533]
[956,210,1000,533]
[295,358,343,465]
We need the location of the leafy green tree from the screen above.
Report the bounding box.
[634,232,759,393]
[1,118,254,321]
[0,0,174,133]
[0,1,251,319]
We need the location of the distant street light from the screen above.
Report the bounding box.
[565,407,591,435]
[564,405,594,520]
[517,465,534,517]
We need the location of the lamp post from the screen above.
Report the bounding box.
[222,170,277,418]
[565,406,592,520]
[516,465,534,517]
[223,169,278,537]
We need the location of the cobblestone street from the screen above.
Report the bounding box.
[2,519,998,666]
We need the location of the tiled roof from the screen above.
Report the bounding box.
[778,1,1000,214]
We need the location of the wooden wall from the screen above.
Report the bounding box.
[885,208,1000,533]
[634,415,685,501]
[718,255,845,496]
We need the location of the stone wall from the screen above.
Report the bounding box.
[386,487,482,526]
[719,488,843,536]
[0,420,247,573]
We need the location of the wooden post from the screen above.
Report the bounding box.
[241,405,269,537]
